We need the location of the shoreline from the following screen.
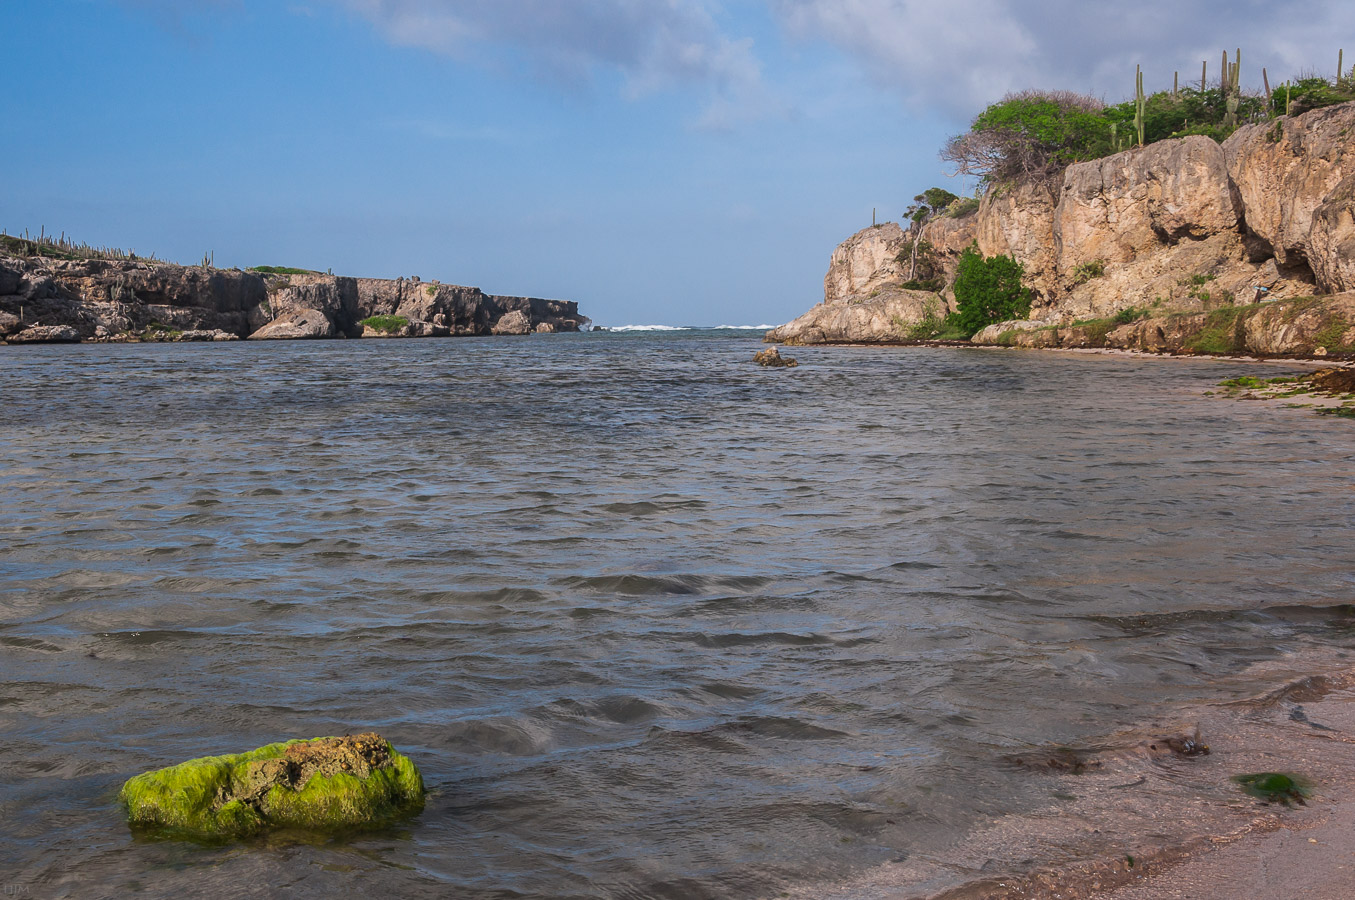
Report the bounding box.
[786,657,1355,900]
[773,338,1355,367]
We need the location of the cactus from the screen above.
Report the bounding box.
[1133,65,1146,147]
[1221,49,1241,130]
[1201,60,1207,93]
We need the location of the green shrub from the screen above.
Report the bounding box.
[945,197,981,218]
[250,266,317,275]
[949,244,1033,337]
[942,90,1112,183]
[1071,260,1106,285]
[905,298,947,340]
[1112,306,1148,325]
[359,315,409,334]
[1272,77,1355,116]
[1103,87,1266,147]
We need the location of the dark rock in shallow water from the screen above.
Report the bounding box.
[753,346,798,367]
[120,733,425,840]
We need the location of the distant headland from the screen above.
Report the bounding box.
[0,233,588,344]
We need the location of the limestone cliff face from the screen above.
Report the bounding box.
[768,100,1355,349]
[1225,104,1355,283]
[823,223,909,301]
[767,217,971,344]
[976,180,1058,307]
[1310,174,1355,292]
[0,255,587,343]
[764,288,945,344]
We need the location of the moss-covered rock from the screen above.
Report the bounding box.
[120,733,424,840]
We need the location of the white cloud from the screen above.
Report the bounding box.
[334,0,773,126]
[771,0,1354,118]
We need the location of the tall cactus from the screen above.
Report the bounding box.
[1134,65,1146,147]
[1222,49,1241,131]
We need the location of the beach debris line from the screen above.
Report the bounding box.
[1005,727,1210,774]
[120,733,425,840]
[753,346,798,368]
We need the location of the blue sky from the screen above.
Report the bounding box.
[3,2,1348,325]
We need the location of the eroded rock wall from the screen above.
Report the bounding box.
[767,101,1355,347]
[0,255,587,343]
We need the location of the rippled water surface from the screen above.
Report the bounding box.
[2,333,1354,898]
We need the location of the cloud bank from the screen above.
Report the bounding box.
[334,0,769,126]
[772,0,1353,116]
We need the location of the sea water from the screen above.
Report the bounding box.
[2,331,1353,897]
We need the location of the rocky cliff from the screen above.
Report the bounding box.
[0,254,587,344]
[769,100,1355,356]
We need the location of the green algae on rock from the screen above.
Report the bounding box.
[120,733,424,840]
[1232,771,1312,805]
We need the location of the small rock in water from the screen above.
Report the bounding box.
[753,346,798,368]
[120,733,425,840]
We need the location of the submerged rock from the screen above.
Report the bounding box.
[753,346,798,367]
[120,733,424,840]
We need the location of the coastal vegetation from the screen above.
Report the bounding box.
[360,314,410,334]
[1,228,157,263]
[249,265,318,275]
[950,245,1032,336]
[942,50,1354,185]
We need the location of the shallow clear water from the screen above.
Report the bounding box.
[2,332,1354,898]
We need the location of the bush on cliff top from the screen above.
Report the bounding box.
[942,91,1112,183]
[949,245,1032,337]
[250,265,318,275]
[1273,77,1355,115]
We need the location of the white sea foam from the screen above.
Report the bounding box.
[600,324,774,332]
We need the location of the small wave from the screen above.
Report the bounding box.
[712,324,776,330]
[602,324,693,332]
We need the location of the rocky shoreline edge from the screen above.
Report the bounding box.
[767,100,1355,362]
[0,247,588,344]
[783,657,1355,900]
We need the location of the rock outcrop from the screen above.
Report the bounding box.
[765,287,947,345]
[824,223,909,301]
[0,253,587,343]
[769,101,1355,353]
[975,293,1355,358]
[752,346,798,367]
[120,733,424,840]
[1225,104,1355,283]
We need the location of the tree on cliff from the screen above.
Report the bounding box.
[901,187,959,285]
[950,244,1032,336]
[942,90,1111,184]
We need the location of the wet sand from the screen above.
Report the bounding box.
[786,659,1355,900]
[943,665,1355,900]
